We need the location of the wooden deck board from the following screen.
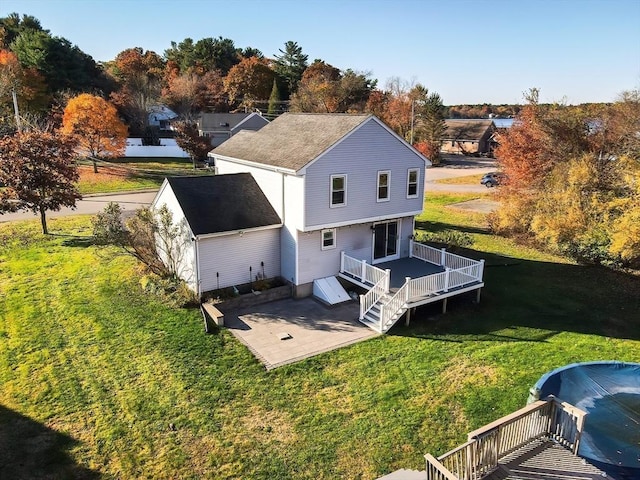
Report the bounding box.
[483,440,607,480]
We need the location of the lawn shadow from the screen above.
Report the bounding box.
[0,405,100,479]
[389,250,640,342]
[415,219,490,236]
[49,233,95,248]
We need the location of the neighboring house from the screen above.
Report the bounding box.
[152,174,282,293]
[197,112,269,148]
[441,119,496,155]
[148,105,178,130]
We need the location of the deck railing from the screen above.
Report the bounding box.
[359,276,388,322]
[411,240,482,273]
[379,280,409,331]
[340,252,389,286]
[425,398,587,480]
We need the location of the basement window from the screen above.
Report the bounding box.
[321,228,336,250]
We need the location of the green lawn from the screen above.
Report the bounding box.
[1,196,638,479]
[76,157,211,195]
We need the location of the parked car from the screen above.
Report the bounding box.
[480,172,507,188]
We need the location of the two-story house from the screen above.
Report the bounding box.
[153,113,485,333]
[197,112,269,147]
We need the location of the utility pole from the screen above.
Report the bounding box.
[12,88,21,132]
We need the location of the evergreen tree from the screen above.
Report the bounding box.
[267,79,281,119]
[273,41,308,99]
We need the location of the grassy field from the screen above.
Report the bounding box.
[1,195,638,479]
[76,158,209,194]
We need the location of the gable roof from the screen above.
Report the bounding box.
[199,113,255,131]
[212,113,372,171]
[165,174,281,236]
[443,119,495,142]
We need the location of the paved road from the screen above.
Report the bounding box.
[425,156,498,194]
[0,156,496,223]
[0,190,158,223]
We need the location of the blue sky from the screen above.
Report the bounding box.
[2,0,639,105]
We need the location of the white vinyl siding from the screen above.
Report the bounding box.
[377,170,390,202]
[197,228,281,292]
[304,119,425,229]
[152,182,197,292]
[297,223,372,284]
[330,174,346,207]
[321,228,336,250]
[407,168,419,198]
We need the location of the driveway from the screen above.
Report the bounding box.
[0,190,158,223]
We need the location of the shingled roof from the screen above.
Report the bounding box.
[212,113,372,171]
[165,174,281,236]
[443,119,495,142]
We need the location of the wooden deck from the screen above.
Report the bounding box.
[485,439,607,480]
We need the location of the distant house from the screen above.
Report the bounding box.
[441,119,496,155]
[197,112,269,148]
[148,105,178,131]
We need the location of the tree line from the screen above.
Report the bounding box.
[0,13,445,156]
[493,88,640,269]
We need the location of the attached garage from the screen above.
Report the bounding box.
[152,173,282,297]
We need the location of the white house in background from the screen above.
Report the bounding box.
[197,112,269,147]
[148,105,178,130]
[154,113,485,333]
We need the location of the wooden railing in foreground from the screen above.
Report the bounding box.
[424,397,586,480]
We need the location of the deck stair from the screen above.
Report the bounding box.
[339,242,485,334]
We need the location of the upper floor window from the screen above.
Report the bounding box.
[377,171,390,202]
[407,168,419,198]
[331,174,346,207]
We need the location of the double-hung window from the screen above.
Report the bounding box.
[321,228,336,250]
[377,171,390,202]
[331,174,346,207]
[407,168,419,198]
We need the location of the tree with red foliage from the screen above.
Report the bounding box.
[172,121,212,168]
[0,130,80,234]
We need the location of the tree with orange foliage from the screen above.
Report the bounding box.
[107,48,164,135]
[61,93,127,173]
[223,57,275,110]
[162,66,226,118]
[0,49,48,128]
[0,130,80,234]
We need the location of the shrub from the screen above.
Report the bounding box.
[414,230,474,250]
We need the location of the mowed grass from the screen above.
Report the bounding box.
[76,158,210,194]
[434,173,485,185]
[1,197,639,479]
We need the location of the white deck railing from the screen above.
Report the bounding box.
[341,252,391,321]
[341,246,484,332]
[425,397,586,480]
[340,252,389,286]
[411,240,482,271]
[380,280,409,331]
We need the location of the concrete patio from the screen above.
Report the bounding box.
[223,297,378,370]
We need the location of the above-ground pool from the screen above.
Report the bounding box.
[531,361,640,478]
